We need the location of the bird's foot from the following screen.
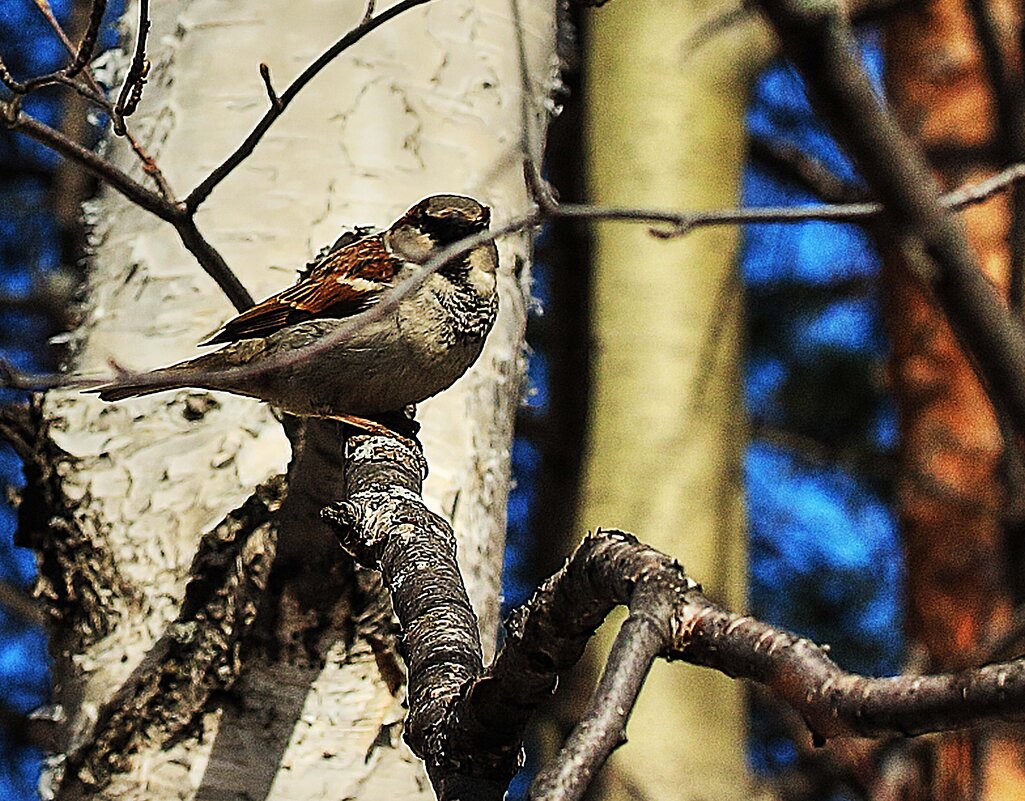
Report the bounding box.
[319,412,419,450]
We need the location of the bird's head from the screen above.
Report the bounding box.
[403,194,492,246]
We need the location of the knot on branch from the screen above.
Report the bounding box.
[0,97,21,127]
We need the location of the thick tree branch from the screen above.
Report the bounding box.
[323,481,1025,801]
[323,432,494,801]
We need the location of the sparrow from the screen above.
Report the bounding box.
[93,195,499,421]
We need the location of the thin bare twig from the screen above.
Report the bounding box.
[0,0,106,94]
[112,0,151,135]
[524,159,1025,235]
[4,155,1025,394]
[34,0,174,198]
[184,0,435,212]
[258,64,282,111]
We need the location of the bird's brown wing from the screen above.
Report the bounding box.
[204,235,402,345]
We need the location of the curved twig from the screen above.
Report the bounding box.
[112,0,151,135]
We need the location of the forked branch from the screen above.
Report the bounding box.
[324,434,1025,801]
[0,0,106,93]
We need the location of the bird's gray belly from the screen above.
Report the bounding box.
[243,316,485,417]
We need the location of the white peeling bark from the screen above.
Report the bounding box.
[41,0,555,798]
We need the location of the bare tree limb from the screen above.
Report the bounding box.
[324,477,1025,801]
[8,156,1025,393]
[323,432,496,801]
[530,597,664,801]
[535,159,1025,234]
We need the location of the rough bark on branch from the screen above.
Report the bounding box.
[325,431,1025,801]
[325,433,495,801]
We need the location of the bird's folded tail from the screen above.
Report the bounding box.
[89,366,196,402]
[88,341,261,403]
[92,382,170,402]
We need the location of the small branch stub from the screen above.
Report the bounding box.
[259,63,283,111]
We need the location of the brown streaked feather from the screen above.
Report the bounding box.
[204,234,402,345]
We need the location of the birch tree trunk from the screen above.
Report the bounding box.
[34,1,556,798]
[574,2,771,798]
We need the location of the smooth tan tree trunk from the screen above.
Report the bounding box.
[37,1,555,799]
[575,2,771,798]
[884,0,1025,797]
